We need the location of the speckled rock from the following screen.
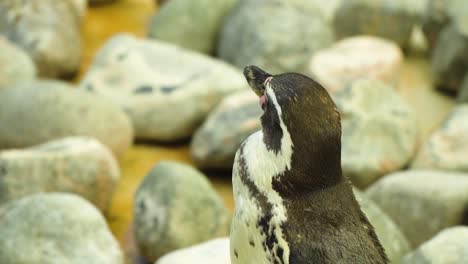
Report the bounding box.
[0,193,123,264]
[308,36,403,94]
[402,227,468,264]
[134,161,231,262]
[80,35,246,142]
[0,80,133,157]
[0,137,120,211]
[191,90,261,169]
[354,190,411,263]
[218,0,333,74]
[431,22,468,94]
[366,170,468,247]
[412,105,468,171]
[0,37,36,87]
[333,0,427,47]
[0,0,82,78]
[335,79,418,188]
[149,0,237,54]
[156,238,230,264]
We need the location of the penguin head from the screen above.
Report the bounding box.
[243,65,342,185]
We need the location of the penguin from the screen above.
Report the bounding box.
[230,66,388,264]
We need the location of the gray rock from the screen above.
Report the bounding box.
[402,226,468,264]
[0,137,120,212]
[0,0,82,78]
[218,0,333,74]
[0,193,123,264]
[431,23,468,94]
[308,36,403,94]
[412,105,468,171]
[156,238,230,264]
[0,37,36,87]
[0,80,133,157]
[80,35,246,142]
[457,74,468,102]
[333,0,427,47]
[354,190,411,264]
[191,90,261,169]
[335,79,418,188]
[422,0,467,50]
[366,170,468,248]
[134,161,231,262]
[149,0,237,54]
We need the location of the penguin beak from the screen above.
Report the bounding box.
[243,65,272,97]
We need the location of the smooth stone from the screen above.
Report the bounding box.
[354,190,411,263]
[155,238,230,264]
[402,226,468,264]
[431,22,468,94]
[366,170,468,247]
[148,0,237,54]
[333,0,427,47]
[0,0,82,78]
[412,105,468,171]
[134,161,231,262]
[0,193,123,264]
[335,79,418,188]
[218,0,333,74]
[0,137,120,212]
[0,37,36,87]
[308,36,403,94]
[0,80,133,157]
[80,34,246,142]
[191,90,261,169]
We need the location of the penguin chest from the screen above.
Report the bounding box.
[231,174,271,264]
[230,131,292,264]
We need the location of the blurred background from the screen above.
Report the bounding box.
[0,0,467,263]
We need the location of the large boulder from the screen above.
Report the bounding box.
[148,0,237,54]
[218,0,333,74]
[134,161,231,262]
[333,0,426,47]
[421,0,461,49]
[156,238,230,264]
[308,36,403,94]
[431,22,468,94]
[366,170,468,248]
[334,79,418,188]
[0,37,36,88]
[80,35,246,142]
[0,137,120,212]
[0,0,82,78]
[191,90,261,169]
[0,193,123,264]
[402,227,468,264]
[412,105,468,171]
[0,80,133,157]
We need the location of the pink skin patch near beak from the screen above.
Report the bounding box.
[259,94,267,109]
[259,77,273,109]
